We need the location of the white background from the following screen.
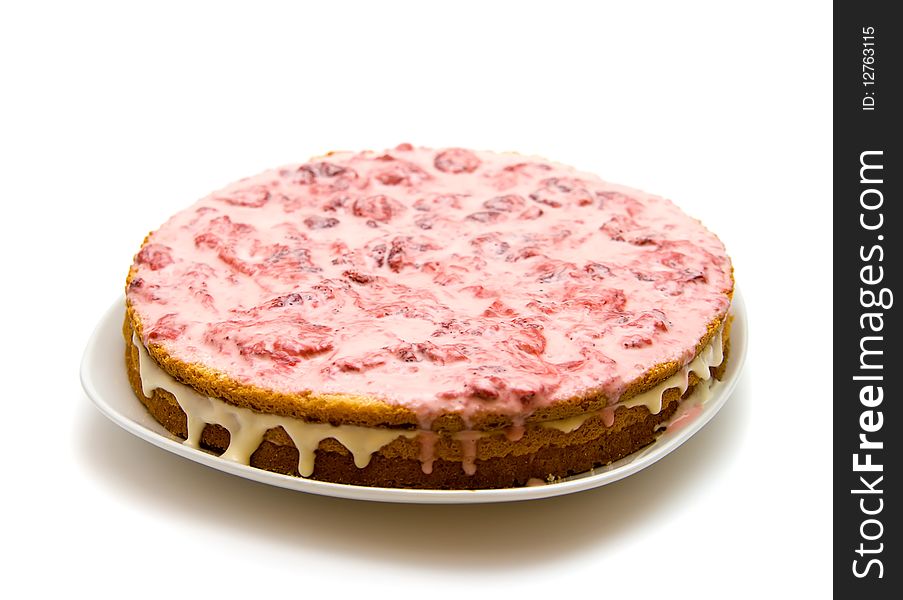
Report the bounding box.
[1,1,831,597]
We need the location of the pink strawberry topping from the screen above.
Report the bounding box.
[128,146,732,422]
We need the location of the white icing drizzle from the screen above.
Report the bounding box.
[133,333,416,476]
[132,323,724,477]
[539,325,725,433]
[619,326,724,414]
[542,412,593,434]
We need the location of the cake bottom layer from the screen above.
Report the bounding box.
[124,319,730,490]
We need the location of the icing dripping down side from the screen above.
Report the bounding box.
[132,322,724,477]
[619,325,724,414]
[412,325,727,474]
[541,406,615,434]
[133,333,416,476]
[539,325,725,434]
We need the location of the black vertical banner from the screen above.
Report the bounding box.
[835,2,899,595]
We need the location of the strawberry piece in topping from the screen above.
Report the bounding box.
[504,162,553,175]
[532,259,577,283]
[342,270,375,285]
[391,343,422,363]
[213,185,270,208]
[386,238,408,273]
[147,313,186,341]
[352,195,405,222]
[193,232,220,249]
[584,262,612,280]
[414,215,435,230]
[483,194,525,212]
[304,215,340,229]
[366,242,387,267]
[471,233,510,256]
[215,246,258,276]
[136,244,174,271]
[331,352,387,373]
[487,161,554,190]
[460,285,496,299]
[415,341,470,364]
[595,189,634,210]
[600,215,657,245]
[620,309,672,342]
[506,246,542,262]
[511,327,547,355]
[207,316,334,366]
[321,195,351,213]
[530,178,594,208]
[206,215,255,238]
[518,206,543,220]
[413,193,465,211]
[128,277,163,304]
[482,299,517,317]
[596,288,627,311]
[285,162,358,190]
[442,366,555,406]
[374,160,431,186]
[260,245,320,276]
[434,148,481,174]
[381,236,442,273]
[263,293,305,309]
[457,375,505,401]
[466,211,505,223]
[566,288,627,313]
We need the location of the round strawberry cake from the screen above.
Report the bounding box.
[124,144,734,489]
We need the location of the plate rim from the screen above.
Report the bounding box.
[79,289,748,504]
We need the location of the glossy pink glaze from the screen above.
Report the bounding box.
[128,146,732,422]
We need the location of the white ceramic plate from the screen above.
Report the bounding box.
[80,290,747,504]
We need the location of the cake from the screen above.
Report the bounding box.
[124,145,734,489]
